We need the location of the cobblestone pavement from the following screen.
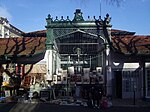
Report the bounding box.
[0,103,150,112]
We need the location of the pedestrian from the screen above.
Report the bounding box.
[87,88,93,108]
[0,75,3,97]
[92,79,102,108]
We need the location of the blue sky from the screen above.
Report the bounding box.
[0,0,150,35]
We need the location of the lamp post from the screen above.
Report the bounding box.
[76,48,81,66]
[75,47,81,74]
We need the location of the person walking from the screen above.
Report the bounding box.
[87,87,93,108]
[92,79,102,108]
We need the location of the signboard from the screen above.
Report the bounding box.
[96,67,102,75]
[56,75,62,84]
[76,74,82,84]
[70,75,76,84]
[5,90,10,97]
[40,91,50,101]
[68,66,74,75]
[83,68,90,84]
[70,74,82,84]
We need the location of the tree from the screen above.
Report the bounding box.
[3,63,34,96]
[106,0,124,7]
[77,0,124,7]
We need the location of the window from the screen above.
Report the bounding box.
[146,70,150,96]
[122,71,140,92]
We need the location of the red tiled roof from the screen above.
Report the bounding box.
[23,29,133,37]
[22,30,46,37]
[0,37,46,56]
[111,29,128,33]
[27,29,124,34]
[112,35,150,54]
[25,30,47,34]
[0,29,150,57]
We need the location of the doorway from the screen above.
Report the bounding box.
[114,71,122,98]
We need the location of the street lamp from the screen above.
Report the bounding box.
[75,47,81,74]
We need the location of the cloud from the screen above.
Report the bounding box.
[0,6,12,21]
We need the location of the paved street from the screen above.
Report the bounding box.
[0,103,150,112]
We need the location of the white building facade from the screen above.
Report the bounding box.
[0,17,23,38]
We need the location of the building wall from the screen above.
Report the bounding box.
[23,64,46,86]
[0,17,23,38]
[110,51,146,99]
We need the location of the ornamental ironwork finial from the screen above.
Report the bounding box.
[60,16,64,21]
[66,16,70,21]
[104,13,111,26]
[46,14,53,25]
[72,9,84,22]
[54,16,59,21]
[48,14,51,19]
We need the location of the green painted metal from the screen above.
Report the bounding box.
[45,9,113,69]
[46,28,54,50]
[45,9,102,29]
[45,9,112,42]
[72,9,84,22]
[45,9,103,51]
[46,14,54,50]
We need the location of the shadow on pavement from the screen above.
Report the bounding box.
[0,103,150,112]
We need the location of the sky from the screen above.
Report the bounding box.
[0,0,150,35]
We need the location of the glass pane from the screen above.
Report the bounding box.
[147,70,150,96]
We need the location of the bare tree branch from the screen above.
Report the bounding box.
[76,0,124,7]
[22,64,34,80]
[106,0,124,7]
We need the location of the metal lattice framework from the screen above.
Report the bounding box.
[46,9,112,69]
[54,29,105,69]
